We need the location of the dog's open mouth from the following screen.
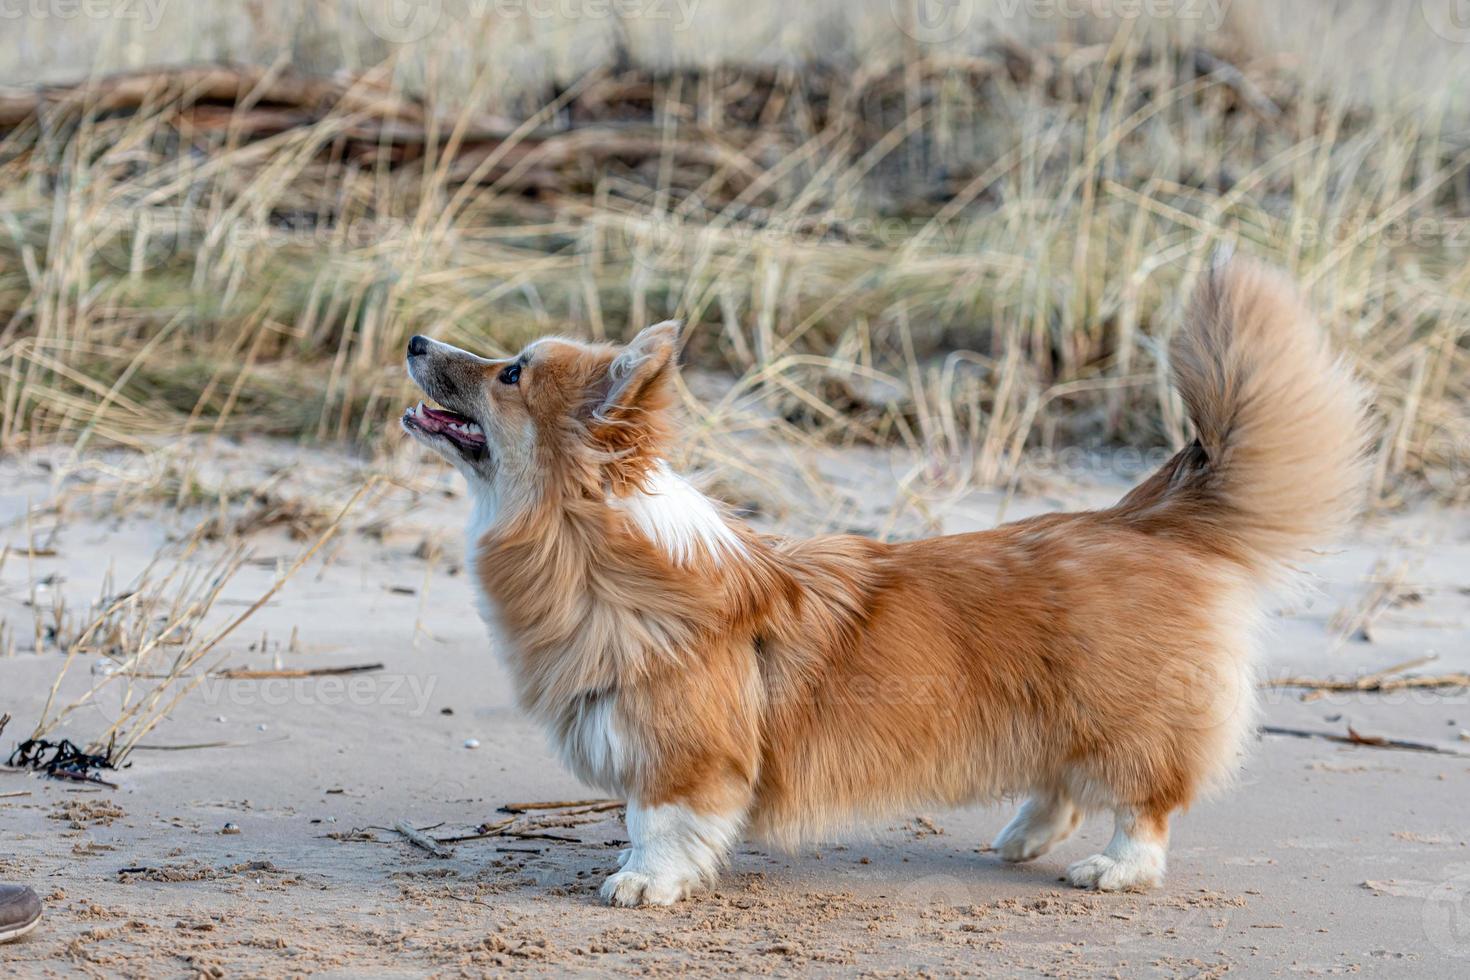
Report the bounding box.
[402,402,487,455]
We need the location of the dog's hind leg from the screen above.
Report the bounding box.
[992,787,1081,863]
[1065,803,1170,892]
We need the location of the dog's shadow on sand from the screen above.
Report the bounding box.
[559,846,1093,913]
[463,826,1097,912]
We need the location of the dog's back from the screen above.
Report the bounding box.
[746,255,1370,890]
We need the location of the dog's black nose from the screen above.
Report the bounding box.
[407,335,430,358]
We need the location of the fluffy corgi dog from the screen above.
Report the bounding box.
[402,256,1368,905]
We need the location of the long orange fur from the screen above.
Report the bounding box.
[402,255,1370,903]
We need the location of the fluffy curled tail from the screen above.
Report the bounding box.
[1118,254,1372,572]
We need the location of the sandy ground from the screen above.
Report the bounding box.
[1,437,1468,978]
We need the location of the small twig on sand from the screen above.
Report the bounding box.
[1261,725,1468,756]
[44,768,120,789]
[394,820,452,858]
[131,736,290,752]
[1263,656,1467,702]
[435,816,516,844]
[498,798,622,814]
[1329,562,1416,644]
[214,663,383,680]
[0,790,30,799]
[439,889,496,908]
[322,828,379,843]
[434,803,618,845]
[505,831,582,844]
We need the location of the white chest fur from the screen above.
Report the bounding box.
[459,461,733,795]
[462,480,631,792]
[555,692,632,794]
[465,484,508,641]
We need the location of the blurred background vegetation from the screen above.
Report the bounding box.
[1,0,1467,504]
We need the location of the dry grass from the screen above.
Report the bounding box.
[0,11,1467,510]
[15,476,376,764]
[3,2,1465,840]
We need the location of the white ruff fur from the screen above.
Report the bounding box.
[602,802,744,906]
[558,692,630,793]
[609,462,745,565]
[465,481,504,636]
[461,457,741,890]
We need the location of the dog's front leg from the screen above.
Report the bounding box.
[601,799,744,907]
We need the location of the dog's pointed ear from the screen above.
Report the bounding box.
[584,321,682,483]
[593,320,682,423]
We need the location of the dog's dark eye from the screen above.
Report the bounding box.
[498,363,521,385]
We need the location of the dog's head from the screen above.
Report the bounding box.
[402,321,682,499]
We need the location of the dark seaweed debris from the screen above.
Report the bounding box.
[7,737,124,788]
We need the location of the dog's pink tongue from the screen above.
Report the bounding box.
[410,403,486,444]
[409,405,446,433]
[421,406,467,426]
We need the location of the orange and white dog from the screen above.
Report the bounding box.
[402,256,1368,906]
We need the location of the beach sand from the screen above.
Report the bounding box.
[2,439,1467,977]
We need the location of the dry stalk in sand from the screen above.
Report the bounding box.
[26,478,379,766]
[213,662,383,680]
[394,821,453,859]
[396,801,629,848]
[1329,561,1421,645]
[497,799,622,814]
[1263,656,1468,702]
[1261,725,1468,757]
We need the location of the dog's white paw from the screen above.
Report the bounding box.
[600,869,693,907]
[602,801,740,906]
[1065,851,1163,892]
[992,796,1078,863]
[994,823,1057,863]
